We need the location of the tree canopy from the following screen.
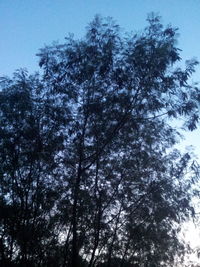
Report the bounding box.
[0,14,200,267]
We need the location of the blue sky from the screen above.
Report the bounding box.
[1,0,200,76]
[0,0,200,158]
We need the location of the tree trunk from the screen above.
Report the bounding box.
[71,162,82,267]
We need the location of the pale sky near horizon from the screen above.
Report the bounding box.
[1,0,200,263]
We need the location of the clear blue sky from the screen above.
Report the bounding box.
[0,0,200,157]
[1,0,200,76]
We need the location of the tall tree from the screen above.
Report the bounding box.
[37,14,200,266]
[1,14,200,267]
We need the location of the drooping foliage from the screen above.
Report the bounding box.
[0,14,200,267]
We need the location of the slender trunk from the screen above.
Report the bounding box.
[88,142,101,267]
[9,235,14,262]
[71,160,82,267]
[71,110,89,267]
[88,195,102,267]
[107,206,122,267]
[62,225,72,267]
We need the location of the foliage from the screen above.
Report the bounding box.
[0,14,200,267]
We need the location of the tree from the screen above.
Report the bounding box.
[0,70,68,266]
[1,14,200,267]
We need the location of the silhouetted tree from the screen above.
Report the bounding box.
[1,14,200,267]
[0,70,68,266]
